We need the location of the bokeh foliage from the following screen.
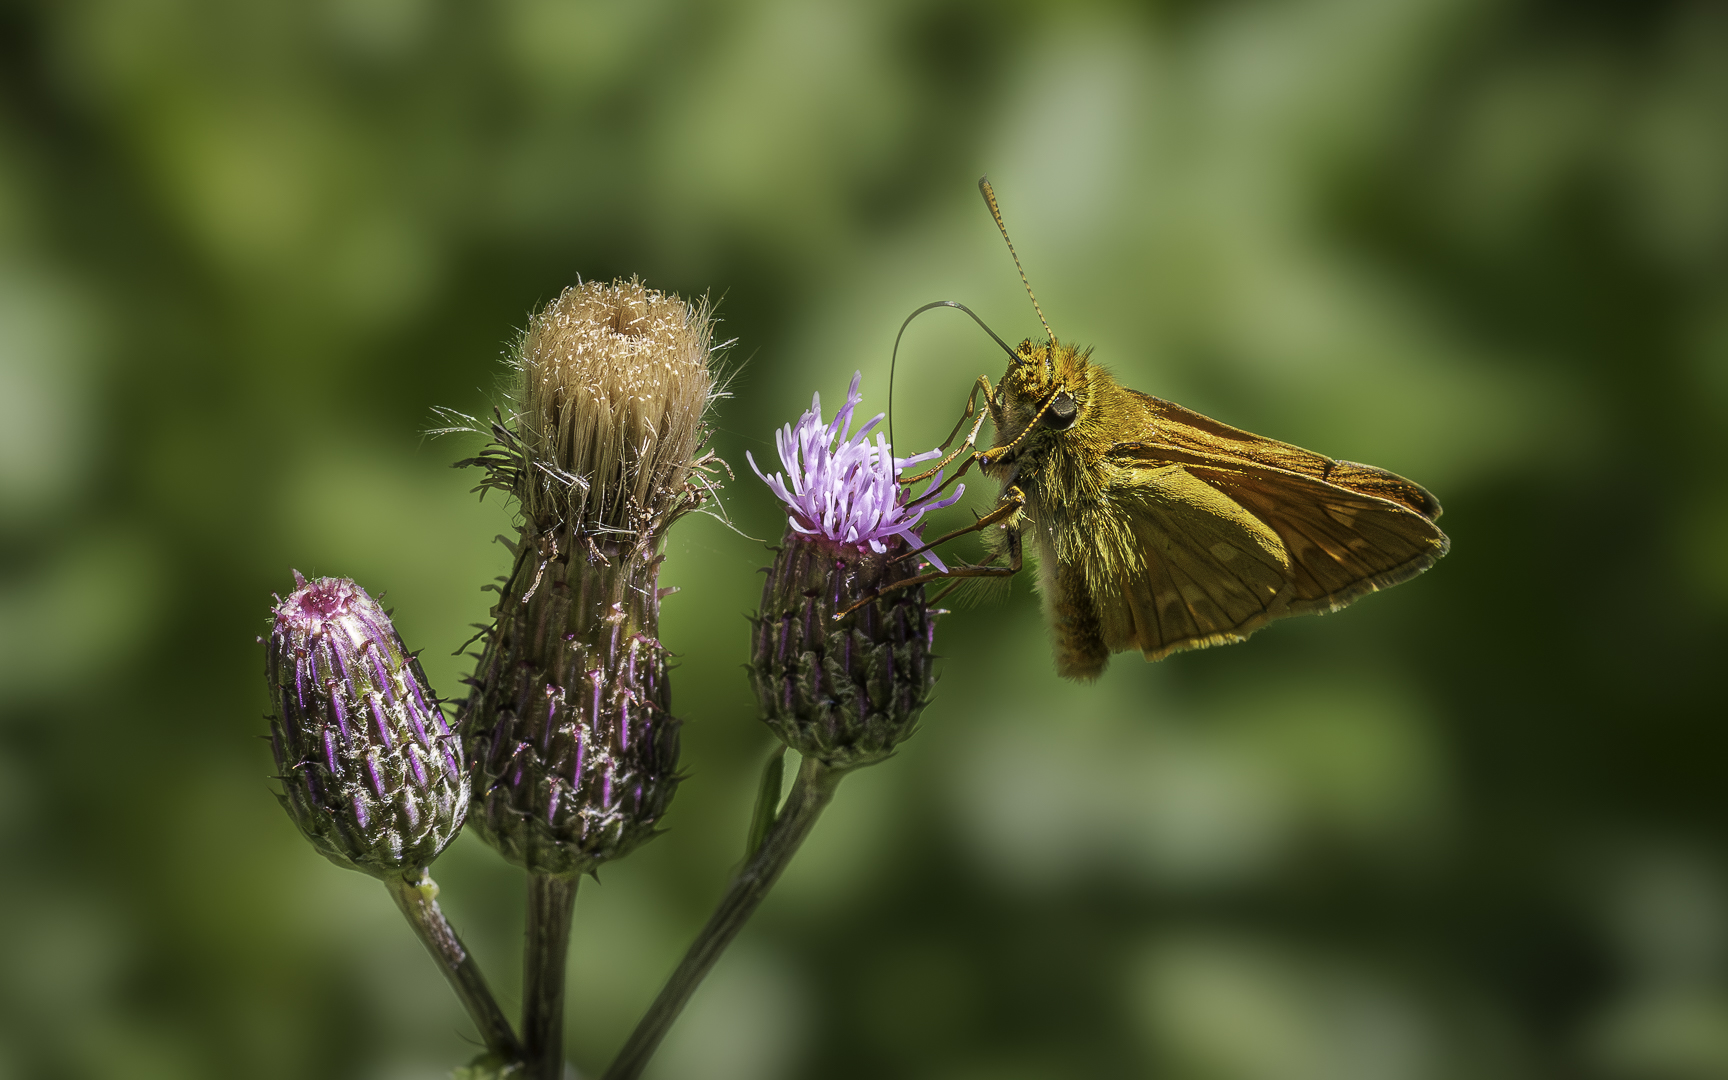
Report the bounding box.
[2,0,1727,1077]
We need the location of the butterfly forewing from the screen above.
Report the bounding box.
[1202,465,1448,606]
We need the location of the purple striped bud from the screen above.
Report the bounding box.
[459,279,721,876]
[748,373,951,769]
[266,574,468,877]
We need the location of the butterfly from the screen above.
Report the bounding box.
[881,178,1450,680]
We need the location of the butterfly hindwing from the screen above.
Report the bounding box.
[1094,463,1293,662]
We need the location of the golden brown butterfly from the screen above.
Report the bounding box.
[882,177,1450,680]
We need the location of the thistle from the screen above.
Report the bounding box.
[457,277,722,1079]
[461,278,720,876]
[264,574,519,1063]
[746,371,961,769]
[604,371,958,1080]
[267,573,465,877]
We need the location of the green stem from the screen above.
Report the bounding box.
[383,870,521,1063]
[602,756,845,1080]
[524,872,580,1080]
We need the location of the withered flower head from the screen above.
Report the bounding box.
[516,277,716,534]
[461,278,722,877]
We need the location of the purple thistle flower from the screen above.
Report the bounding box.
[748,372,963,570]
[747,372,952,771]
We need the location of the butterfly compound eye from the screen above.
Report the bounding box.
[1041,391,1078,430]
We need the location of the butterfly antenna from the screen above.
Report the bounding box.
[889,300,1018,453]
[979,176,1055,350]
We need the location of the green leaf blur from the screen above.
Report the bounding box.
[1,0,1725,1077]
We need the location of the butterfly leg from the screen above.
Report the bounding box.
[834,488,1026,619]
[928,517,1022,605]
[893,485,1025,565]
[833,546,1021,619]
[900,375,999,484]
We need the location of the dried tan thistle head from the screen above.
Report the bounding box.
[515,277,717,535]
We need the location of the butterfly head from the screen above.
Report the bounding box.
[998,338,1090,443]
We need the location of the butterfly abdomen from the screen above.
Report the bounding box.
[1028,508,1113,681]
[1042,558,1110,680]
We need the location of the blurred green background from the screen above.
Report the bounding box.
[3,0,1727,1077]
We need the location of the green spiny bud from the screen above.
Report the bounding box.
[266,574,468,877]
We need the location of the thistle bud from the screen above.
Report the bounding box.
[746,372,961,770]
[266,574,467,877]
[461,278,721,876]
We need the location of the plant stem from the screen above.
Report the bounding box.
[524,872,580,1080]
[384,870,522,1063]
[603,755,845,1080]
